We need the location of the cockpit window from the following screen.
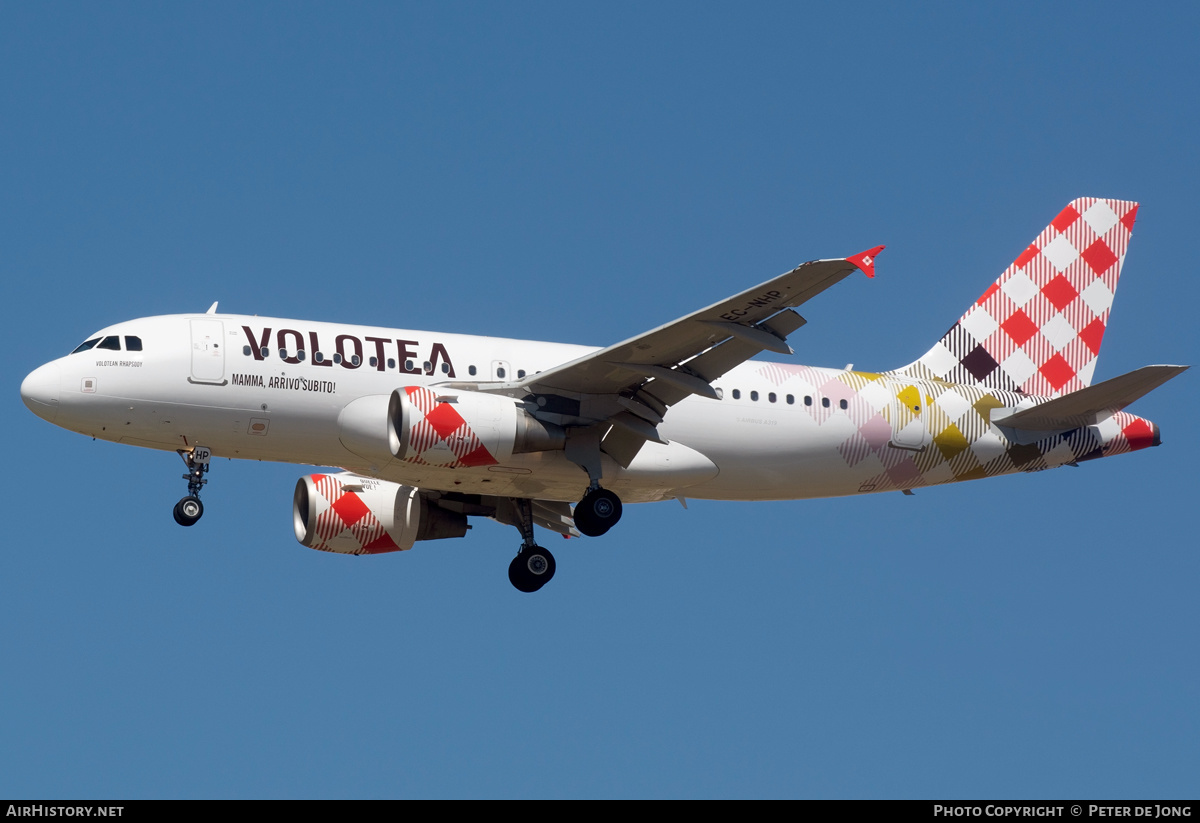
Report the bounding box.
[124,336,143,352]
[71,338,101,354]
[97,336,121,351]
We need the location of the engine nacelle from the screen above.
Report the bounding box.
[393,386,564,467]
[293,472,467,555]
[337,393,403,466]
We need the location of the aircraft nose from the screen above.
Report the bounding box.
[21,361,61,424]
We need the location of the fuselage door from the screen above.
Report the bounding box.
[190,319,226,384]
[890,384,930,450]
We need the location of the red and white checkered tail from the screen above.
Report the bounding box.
[898,198,1138,397]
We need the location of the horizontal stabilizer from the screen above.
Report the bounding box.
[993,365,1188,431]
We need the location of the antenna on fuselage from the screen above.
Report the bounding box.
[206,301,219,315]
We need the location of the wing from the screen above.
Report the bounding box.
[445,248,882,468]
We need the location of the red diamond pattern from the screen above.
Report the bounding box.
[458,445,498,467]
[1121,204,1138,232]
[1039,353,1076,391]
[1041,275,1079,311]
[1078,318,1105,356]
[1001,310,1039,345]
[1122,418,1155,450]
[1014,244,1039,269]
[425,402,466,439]
[332,490,370,526]
[399,386,500,469]
[1081,239,1118,275]
[362,532,402,553]
[1051,204,1080,232]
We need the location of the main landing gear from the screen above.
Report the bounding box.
[508,497,556,593]
[504,486,623,592]
[173,447,211,527]
[573,487,622,537]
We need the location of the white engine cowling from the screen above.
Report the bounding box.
[293,472,470,554]
[293,472,421,554]
[393,386,563,467]
[337,393,403,466]
[335,387,566,471]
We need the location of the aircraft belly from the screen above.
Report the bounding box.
[346,439,718,505]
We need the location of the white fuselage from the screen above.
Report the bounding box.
[21,312,1086,505]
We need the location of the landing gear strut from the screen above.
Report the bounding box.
[574,487,622,537]
[508,497,556,593]
[173,446,211,527]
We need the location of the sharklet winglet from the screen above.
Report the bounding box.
[847,246,885,279]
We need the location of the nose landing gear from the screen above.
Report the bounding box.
[173,447,211,527]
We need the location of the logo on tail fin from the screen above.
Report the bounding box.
[897,198,1138,397]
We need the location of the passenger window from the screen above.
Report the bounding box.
[243,345,252,356]
[124,336,143,352]
[517,369,526,379]
[732,389,741,400]
[442,363,451,374]
[351,355,361,367]
[334,353,343,365]
[97,336,121,351]
[297,350,306,362]
[496,367,506,379]
[72,338,100,354]
[260,347,270,359]
[369,357,378,367]
[839,399,848,410]
[786,394,795,405]
[469,365,477,376]
[804,396,812,406]
[405,360,414,371]
[387,358,396,369]
[315,352,325,363]
[822,397,830,408]
[768,393,776,403]
[750,391,759,401]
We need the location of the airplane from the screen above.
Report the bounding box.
[20,197,1187,592]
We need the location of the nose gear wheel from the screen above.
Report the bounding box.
[174,447,211,526]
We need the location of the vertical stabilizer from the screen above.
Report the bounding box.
[896,198,1138,397]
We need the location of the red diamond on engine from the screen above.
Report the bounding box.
[1081,239,1118,275]
[362,533,401,554]
[425,402,466,440]
[331,490,370,526]
[1041,275,1079,311]
[1039,353,1076,391]
[458,445,498,467]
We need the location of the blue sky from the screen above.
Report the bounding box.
[3,2,1197,798]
